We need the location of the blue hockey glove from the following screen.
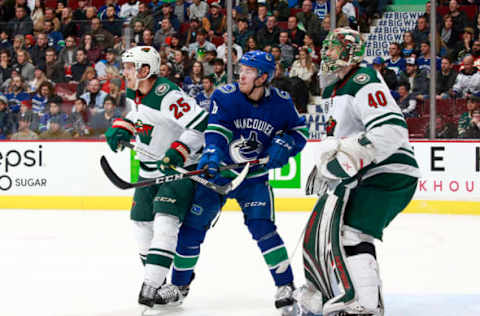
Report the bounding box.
[198,145,224,178]
[157,141,190,175]
[265,134,295,169]
[105,118,135,152]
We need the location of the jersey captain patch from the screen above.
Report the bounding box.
[353,73,370,84]
[155,83,169,96]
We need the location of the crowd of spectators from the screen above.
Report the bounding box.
[0,0,378,140]
[0,0,478,141]
[373,0,480,139]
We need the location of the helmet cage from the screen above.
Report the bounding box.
[320,28,365,74]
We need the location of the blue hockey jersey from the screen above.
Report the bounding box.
[205,83,308,180]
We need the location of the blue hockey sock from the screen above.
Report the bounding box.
[248,219,294,286]
[172,225,205,286]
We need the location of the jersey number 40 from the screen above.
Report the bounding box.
[368,91,387,108]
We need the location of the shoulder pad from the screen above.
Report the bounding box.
[273,87,291,100]
[218,84,237,94]
[351,67,380,86]
[154,83,171,97]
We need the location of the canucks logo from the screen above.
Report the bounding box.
[135,120,154,145]
[229,131,263,163]
[325,116,337,136]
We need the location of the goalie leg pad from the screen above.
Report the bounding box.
[342,226,382,314]
[302,184,382,315]
[132,220,153,265]
[322,226,382,315]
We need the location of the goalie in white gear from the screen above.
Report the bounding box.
[104,46,208,310]
[297,28,420,316]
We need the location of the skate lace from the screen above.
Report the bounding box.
[159,285,180,301]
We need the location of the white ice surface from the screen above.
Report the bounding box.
[0,210,479,316]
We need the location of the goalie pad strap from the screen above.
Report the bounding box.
[344,242,376,258]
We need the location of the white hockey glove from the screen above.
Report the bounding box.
[317,134,376,180]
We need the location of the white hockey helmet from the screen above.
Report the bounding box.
[320,28,365,74]
[121,46,161,79]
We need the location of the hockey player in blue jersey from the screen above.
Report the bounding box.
[155,51,309,315]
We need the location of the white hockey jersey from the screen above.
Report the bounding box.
[320,67,420,179]
[125,77,208,178]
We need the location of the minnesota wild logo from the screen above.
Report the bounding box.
[325,116,337,136]
[135,120,154,145]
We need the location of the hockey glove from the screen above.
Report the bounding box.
[265,134,295,170]
[105,118,135,152]
[157,141,190,175]
[198,145,223,178]
[316,134,376,181]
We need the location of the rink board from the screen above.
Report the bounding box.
[0,140,479,214]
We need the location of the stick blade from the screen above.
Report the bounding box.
[219,162,250,194]
[100,156,133,190]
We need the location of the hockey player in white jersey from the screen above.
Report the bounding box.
[296,28,420,315]
[104,46,208,310]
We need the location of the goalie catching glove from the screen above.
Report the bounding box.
[157,141,190,175]
[105,118,135,152]
[306,134,376,195]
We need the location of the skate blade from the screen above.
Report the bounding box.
[141,303,184,316]
[288,303,323,316]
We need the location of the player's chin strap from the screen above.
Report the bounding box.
[302,180,384,316]
[133,69,156,90]
[245,75,268,100]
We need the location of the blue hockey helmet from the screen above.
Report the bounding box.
[239,50,276,83]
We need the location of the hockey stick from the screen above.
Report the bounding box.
[120,141,269,170]
[100,155,250,194]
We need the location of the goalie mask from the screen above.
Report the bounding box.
[122,46,161,89]
[319,28,365,88]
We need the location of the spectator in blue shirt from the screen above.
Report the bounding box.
[385,42,406,78]
[183,61,204,99]
[39,98,69,133]
[195,74,215,111]
[416,40,441,75]
[99,0,121,19]
[312,0,329,21]
[43,20,65,52]
[5,74,31,113]
[32,81,54,117]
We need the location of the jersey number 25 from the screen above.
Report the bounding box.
[170,97,191,119]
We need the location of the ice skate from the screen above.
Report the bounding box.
[292,284,323,316]
[154,283,190,305]
[275,283,296,316]
[138,282,159,308]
